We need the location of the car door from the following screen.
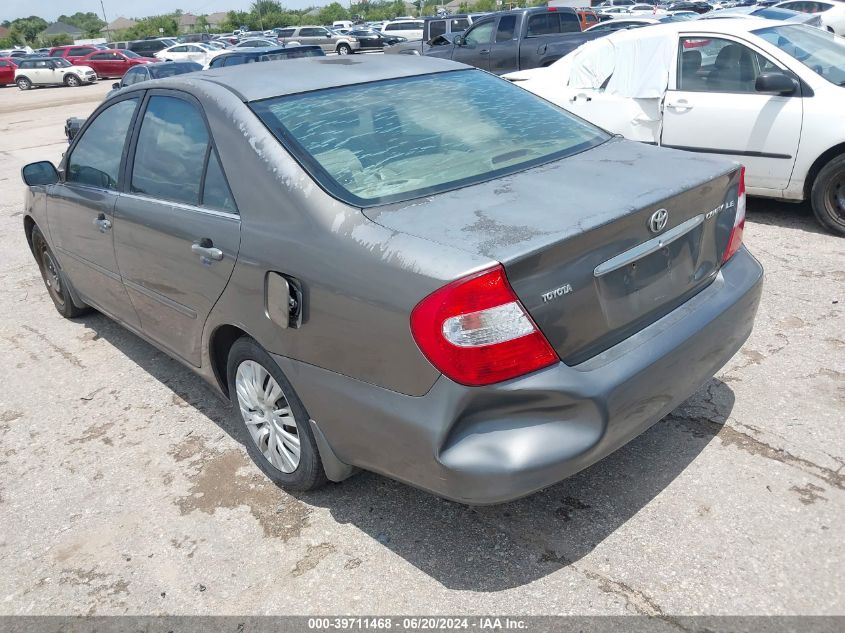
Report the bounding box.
[86,52,110,76]
[0,60,14,84]
[183,45,204,62]
[661,35,802,192]
[114,91,241,366]
[27,59,50,84]
[489,14,519,74]
[166,45,187,61]
[107,52,128,76]
[306,28,334,51]
[48,95,142,327]
[451,18,495,70]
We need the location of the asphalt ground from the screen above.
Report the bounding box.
[0,79,842,618]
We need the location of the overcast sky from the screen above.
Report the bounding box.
[3,0,325,23]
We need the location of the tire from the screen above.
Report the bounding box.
[30,226,90,318]
[227,337,328,492]
[336,43,351,55]
[64,74,81,87]
[16,76,31,90]
[810,154,845,236]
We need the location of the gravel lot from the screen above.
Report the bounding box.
[0,81,842,617]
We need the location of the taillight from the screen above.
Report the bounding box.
[722,166,746,264]
[410,265,558,386]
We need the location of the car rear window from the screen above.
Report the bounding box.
[527,12,581,36]
[250,69,608,207]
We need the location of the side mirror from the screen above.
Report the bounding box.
[22,161,59,186]
[112,82,120,89]
[755,72,797,95]
[453,34,465,46]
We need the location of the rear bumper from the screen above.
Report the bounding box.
[276,247,763,505]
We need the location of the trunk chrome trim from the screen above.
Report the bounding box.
[593,213,705,278]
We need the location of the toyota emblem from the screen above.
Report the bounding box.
[648,209,669,233]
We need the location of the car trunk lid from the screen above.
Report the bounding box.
[365,138,742,365]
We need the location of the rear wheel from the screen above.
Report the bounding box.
[227,337,328,491]
[336,43,351,55]
[810,154,845,236]
[31,226,90,318]
[64,74,81,87]
[16,77,31,90]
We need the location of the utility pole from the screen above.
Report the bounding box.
[99,0,110,42]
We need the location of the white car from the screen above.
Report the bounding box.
[506,20,845,234]
[629,3,667,14]
[773,0,845,34]
[599,7,635,17]
[381,19,425,40]
[14,57,97,89]
[154,43,221,66]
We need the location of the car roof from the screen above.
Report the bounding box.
[215,46,288,56]
[606,16,788,36]
[149,54,468,102]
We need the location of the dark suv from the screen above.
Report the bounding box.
[127,39,176,56]
[207,45,324,68]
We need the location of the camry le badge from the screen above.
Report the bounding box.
[649,208,669,233]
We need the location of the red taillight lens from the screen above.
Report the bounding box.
[722,166,746,264]
[410,265,558,387]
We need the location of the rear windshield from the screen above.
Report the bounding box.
[250,69,608,206]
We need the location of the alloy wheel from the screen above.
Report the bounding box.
[235,360,301,473]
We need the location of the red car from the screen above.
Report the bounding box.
[48,45,99,62]
[0,57,18,86]
[73,49,159,78]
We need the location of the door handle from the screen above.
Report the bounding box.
[666,99,693,111]
[93,212,111,232]
[192,238,223,262]
[479,49,490,55]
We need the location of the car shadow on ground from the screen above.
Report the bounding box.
[747,196,828,235]
[80,312,734,591]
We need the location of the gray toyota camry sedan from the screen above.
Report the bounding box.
[21,56,763,504]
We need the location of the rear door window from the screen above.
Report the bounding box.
[429,20,446,39]
[527,12,581,36]
[496,15,517,42]
[68,98,138,190]
[130,96,209,205]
